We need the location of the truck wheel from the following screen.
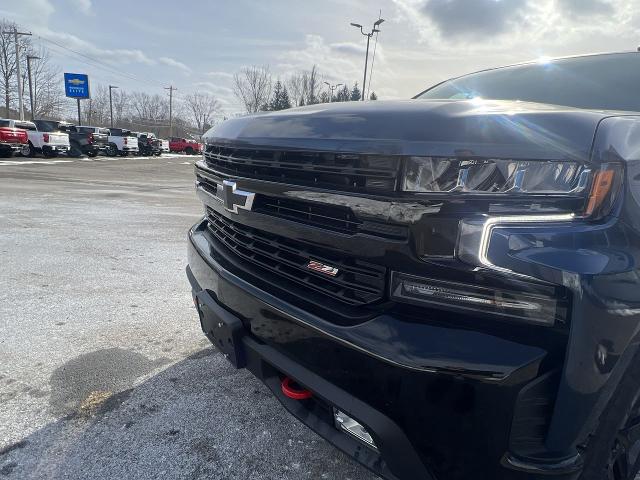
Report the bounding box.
[25,142,36,157]
[185,147,194,155]
[106,144,117,157]
[87,151,98,158]
[579,355,640,480]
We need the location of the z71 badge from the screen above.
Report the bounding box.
[306,260,339,276]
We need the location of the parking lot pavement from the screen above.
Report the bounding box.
[0,155,378,480]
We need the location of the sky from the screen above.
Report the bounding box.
[1,0,639,117]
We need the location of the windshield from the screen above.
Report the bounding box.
[417,52,640,112]
[0,120,10,127]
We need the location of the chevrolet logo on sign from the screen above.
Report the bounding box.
[67,78,86,86]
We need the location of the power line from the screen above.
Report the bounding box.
[36,34,166,89]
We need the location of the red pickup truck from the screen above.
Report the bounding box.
[169,137,202,155]
[0,119,29,157]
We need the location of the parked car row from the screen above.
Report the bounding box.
[0,118,202,159]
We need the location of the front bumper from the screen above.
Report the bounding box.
[43,144,69,154]
[187,220,584,480]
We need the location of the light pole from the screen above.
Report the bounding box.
[323,82,343,102]
[26,55,40,120]
[108,85,118,127]
[350,18,384,101]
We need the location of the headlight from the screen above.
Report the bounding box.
[402,157,590,194]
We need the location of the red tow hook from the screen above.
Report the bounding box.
[281,377,313,400]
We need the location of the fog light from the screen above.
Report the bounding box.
[333,409,378,451]
[391,272,560,325]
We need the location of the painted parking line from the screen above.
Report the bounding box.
[0,155,190,166]
[0,159,74,166]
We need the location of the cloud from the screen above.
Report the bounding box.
[421,0,531,39]
[42,30,156,65]
[69,0,93,16]
[330,42,365,56]
[159,56,192,74]
[205,71,234,80]
[0,0,55,28]
[556,0,613,17]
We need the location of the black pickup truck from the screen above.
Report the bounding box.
[135,132,162,156]
[33,120,108,157]
[187,52,640,480]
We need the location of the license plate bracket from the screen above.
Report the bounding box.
[195,290,246,368]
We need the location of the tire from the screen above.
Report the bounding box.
[579,354,640,480]
[185,147,194,155]
[25,142,36,157]
[106,144,118,157]
[87,150,98,158]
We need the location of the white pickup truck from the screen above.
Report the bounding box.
[159,139,170,154]
[9,120,70,157]
[106,128,138,156]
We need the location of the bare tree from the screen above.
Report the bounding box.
[26,46,65,119]
[130,91,168,122]
[286,65,322,107]
[286,72,305,107]
[184,91,222,134]
[111,89,130,125]
[302,65,321,106]
[0,19,30,117]
[233,65,272,113]
[82,84,110,125]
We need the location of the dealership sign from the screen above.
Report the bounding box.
[64,73,90,99]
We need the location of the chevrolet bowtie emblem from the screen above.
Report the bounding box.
[67,78,86,85]
[217,180,255,214]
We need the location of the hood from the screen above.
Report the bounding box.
[205,99,612,162]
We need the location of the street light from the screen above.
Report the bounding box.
[108,85,118,128]
[351,18,384,101]
[26,55,40,120]
[323,81,343,102]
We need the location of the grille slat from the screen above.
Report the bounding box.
[206,209,386,306]
[204,145,399,193]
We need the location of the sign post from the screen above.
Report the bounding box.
[64,73,90,125]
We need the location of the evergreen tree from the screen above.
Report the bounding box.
[350,82,362,101]
[280,85,292,110]
[268,81,292,111]
[336,85,350,102]
[369,92,378,100]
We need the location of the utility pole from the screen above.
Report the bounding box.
[165,85,176,137]
[323,82,343,102]
[350,18,384,101]
[2,27,32,120]
[108,85,118,127]
[26,55,39,120]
